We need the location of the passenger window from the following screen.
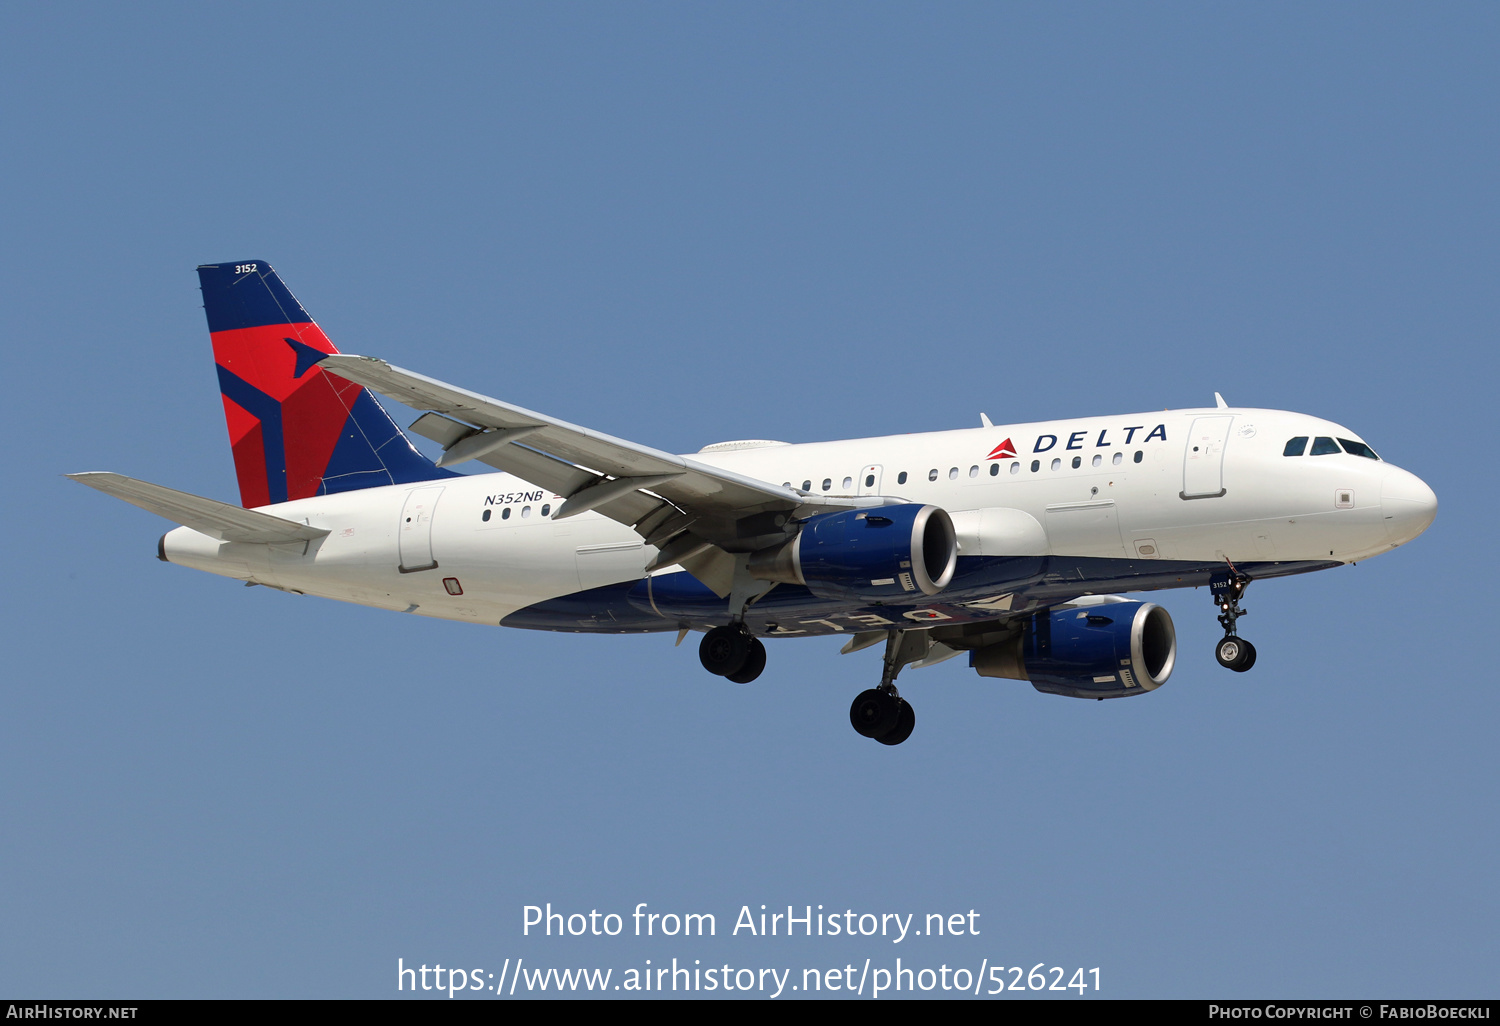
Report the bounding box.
[1051,458,1061,471]
[802,480,811,492]
[1030,460,1040,472]
[521,505,532,518]
[822,478,832,491]
[1310,436,1341,456]
[928,469,938,482]
[865,474,875,487]
[1337,438,1380,460]
[1091,454,1102,468]
[1133,451,1143,463]
[1010,462,1020,475]
[948,467,958,480]
[842,476,853,490]
[1112,451,1122,466]
[968,465,978,478]
[482,509,491,522]
[541,504,551,517]
[1283,436,1308,456]
[897,471,908,485]
[1071,456,1081,469]
[502,507,511,520]
[989,463,1000,476]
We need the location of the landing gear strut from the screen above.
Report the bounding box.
[848,630,925,746]
[1210,567,1257,672]
[699,625,766,683]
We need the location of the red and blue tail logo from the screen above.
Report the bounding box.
[198,260,453,508]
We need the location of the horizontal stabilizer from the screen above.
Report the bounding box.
[67,472,330,544]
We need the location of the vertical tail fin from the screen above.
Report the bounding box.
[197,260,454,508]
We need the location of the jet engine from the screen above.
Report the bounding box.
[972,600,1176,699]
[748,503,957,602]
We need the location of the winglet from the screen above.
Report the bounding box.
[1214,392,1228,409]
[980,413,994,428]
[285,336,330,379]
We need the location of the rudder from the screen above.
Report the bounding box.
[197,260,454,508]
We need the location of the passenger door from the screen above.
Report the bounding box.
[398,486,444,572]
[1182,416,1233,499]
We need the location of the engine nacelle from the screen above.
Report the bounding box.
[748,503,957,602]
[971,600,1176,699]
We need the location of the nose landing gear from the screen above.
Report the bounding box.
[1211,567,1257,672]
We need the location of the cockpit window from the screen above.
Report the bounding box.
[1283,436,1308,456]
[1338,438,1380,460]
[1309,436,1341,456]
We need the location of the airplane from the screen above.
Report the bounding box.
[70,261,1438,746]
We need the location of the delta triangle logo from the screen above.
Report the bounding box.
[986,438,1017,460]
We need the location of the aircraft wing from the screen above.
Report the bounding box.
[319,354,844,593]
[68,472,331,544]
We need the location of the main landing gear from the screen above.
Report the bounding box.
[699,624,766,684]
[850,688,915,746]
[848,630,926,746]
[698,623,922,745]
[1211,568,1257,672]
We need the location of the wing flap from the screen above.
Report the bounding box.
[315,354,837,595]
[68,472,330,545]
[318,355,805,517]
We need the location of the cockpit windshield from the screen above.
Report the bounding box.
[1337,438,1380,460]
[1287,434,1381,459]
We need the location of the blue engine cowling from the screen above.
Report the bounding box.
[971,600,1177,699]
[747,503,957,602]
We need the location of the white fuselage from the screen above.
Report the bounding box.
[162,407,1436,627]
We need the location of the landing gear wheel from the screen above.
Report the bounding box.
[850,688,899,738]
[875,700,916,746]
[1215,636,1257,672]
[700,625,752,677]
[724,637,766,684]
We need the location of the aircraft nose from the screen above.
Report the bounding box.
[1380,467,1437,545]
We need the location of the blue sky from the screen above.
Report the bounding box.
[2,3,1495,998]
